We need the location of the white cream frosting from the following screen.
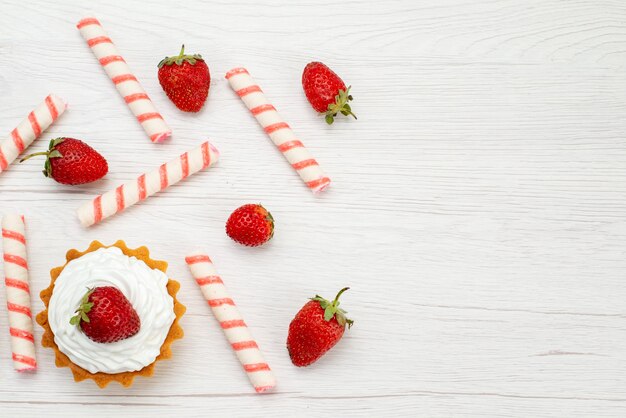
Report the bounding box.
[48,247,175,374]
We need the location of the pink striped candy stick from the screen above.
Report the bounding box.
[1,214,36,372]
[77,141,219,227]
[77,17,171,143]
[225,67,331,193]
[185,252,276,393]
[0,94,67,174]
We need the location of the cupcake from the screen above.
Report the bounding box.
[36,240,185,387]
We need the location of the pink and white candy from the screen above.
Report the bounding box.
[77,141,219,227]
[1,214,36,372]
[0,94,67,174]
[225,67,330,193]
[185,252,276,393]
[77,17,171,143]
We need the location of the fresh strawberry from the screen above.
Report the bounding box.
[287,287,353,367]
[302,62,356,124]
[158,45,210,112]
[225,204,274,247]
[70,286,140,344]
[20,138,108,185]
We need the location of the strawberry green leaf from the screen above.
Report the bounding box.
[311,288,354,327]
[51,138,65,147]
[158,44,204,68]
[324,307,334,322]
[70,287,95,326]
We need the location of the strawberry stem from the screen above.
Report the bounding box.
[19,138,64,177]
[19,151,49,162]
[332,287,350,306]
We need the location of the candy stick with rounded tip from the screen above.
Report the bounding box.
[1,214,37,372]
[0,94,67,174]
[185,252,276,393]
[77,141,219,227]
[225,68,330,193]
[77,17,171,143]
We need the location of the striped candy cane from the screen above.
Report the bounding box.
[225,68,330,193]
[1,215,36,372]
[77,141,219,227]
[77,17,171,143]
[185,252,276,393]
[0,94,67,174]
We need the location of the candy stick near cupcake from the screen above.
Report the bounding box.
[185,251,276,393]
[1,214,37,372]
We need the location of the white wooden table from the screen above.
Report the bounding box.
[1,0,625,416]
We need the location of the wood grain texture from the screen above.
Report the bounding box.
[1,0,626,416]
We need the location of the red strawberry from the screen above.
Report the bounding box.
[225,204,274,247]
[158,45,210,112]
[20,138,108,185]
[302,62,356,124]
[70,286,140,344]
[287,287,353,367]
